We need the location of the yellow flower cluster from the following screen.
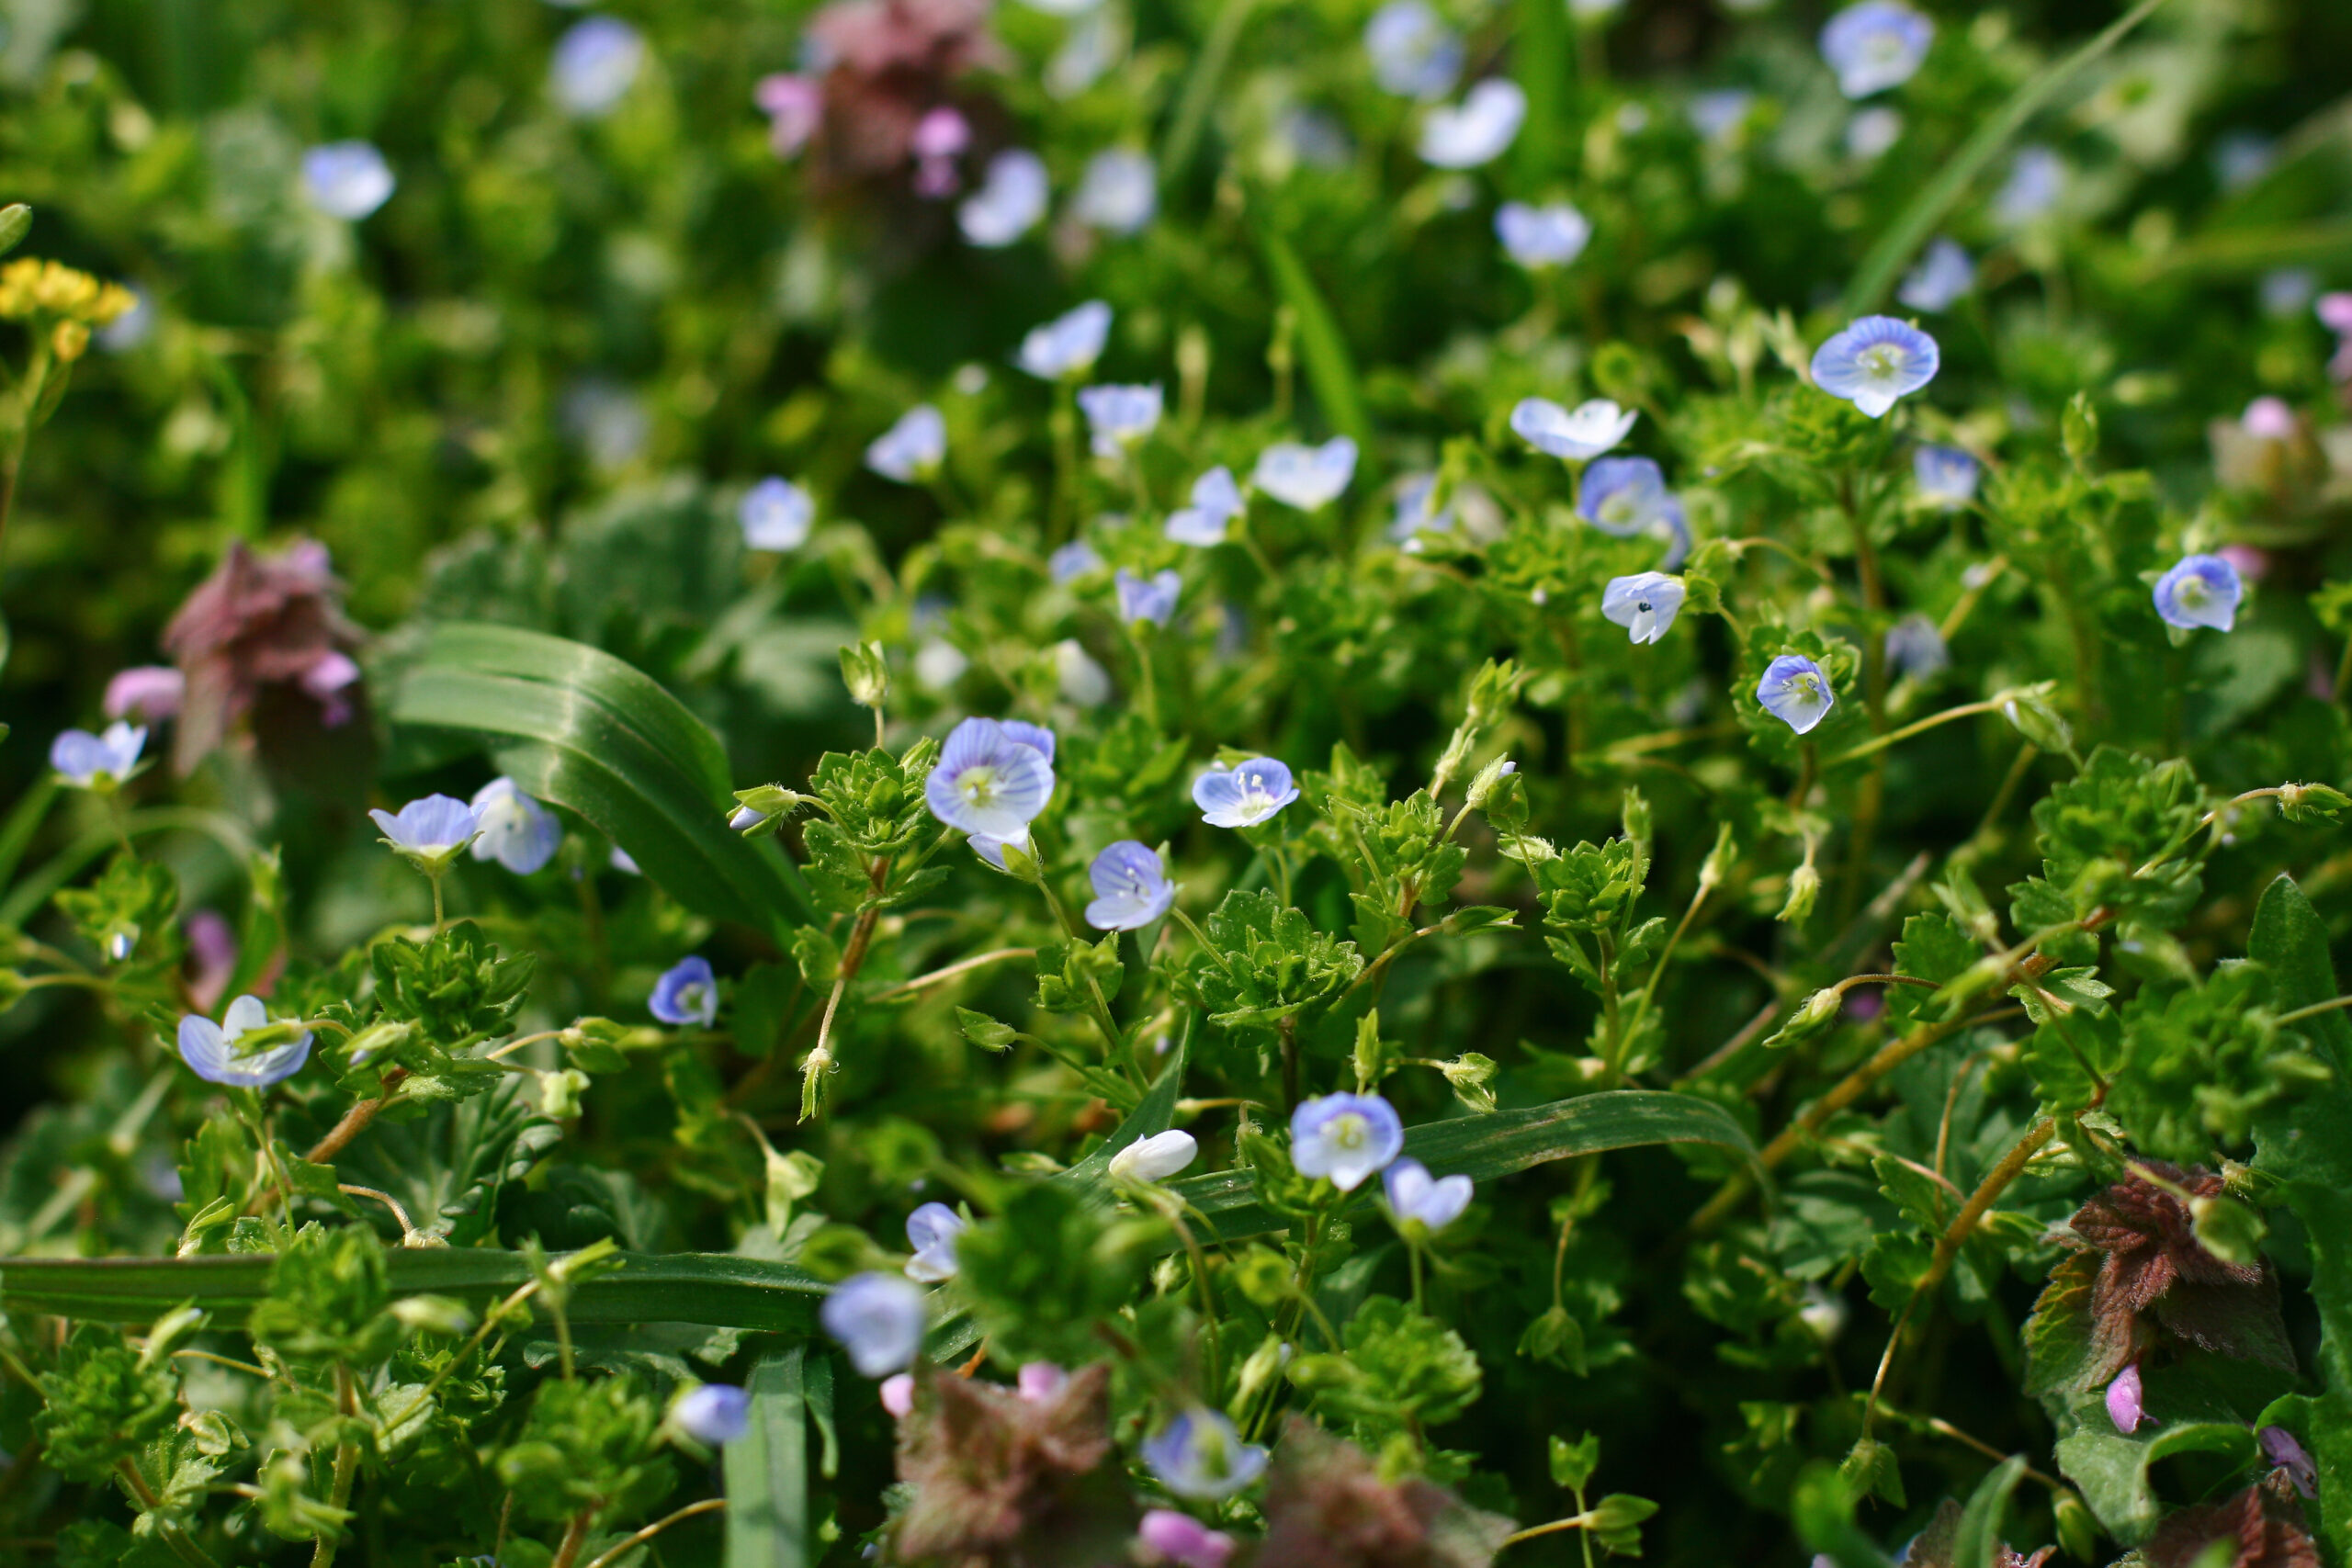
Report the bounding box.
[0,258,137,364]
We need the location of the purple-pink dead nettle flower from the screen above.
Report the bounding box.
[2242,396,2297,441]
[1017,1362,1069,1403]
[1192,758,1299,829]
[925,717,1057,839]
[2260,1426,2317,1499]
[756,73,823,158]
[910,105,971,197]
[881,1372,915,1417]
[1138,1508,1238,1568]
[2319,292,2352,380]
[2105,1361,2143,1435]
[106,666,185,723]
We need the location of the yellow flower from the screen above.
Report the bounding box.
[51,320,88,362]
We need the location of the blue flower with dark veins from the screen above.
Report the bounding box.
[650,956,719,1028]
[1757,654,1837,734]
[178,995,312,1089]
[1811,317,1939,418]
[1192,758,1299,829]
[1291,1092,1405,1191]
[1085,840,1174,931]
[925,718,1057,838]
[2153,554,2242,633]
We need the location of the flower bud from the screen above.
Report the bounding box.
[840,640,892,709]
[1111,1129,1200,1185]
[1778,863,1821,924]
[1764,987,1843,1050]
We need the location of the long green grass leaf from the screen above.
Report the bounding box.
[390,622,810,936]
[726,1344,811,1568]
[1259,227,1371,446]
[1840,0,2174,317]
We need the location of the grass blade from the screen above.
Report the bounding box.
[1259,226,1371,446]
[726,1344,810,1568]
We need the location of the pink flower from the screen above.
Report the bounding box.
[2243,397,2298,441]
[1015,1362,1069,1403]
[757,73,824,158]
[1137,1509,1236,1568]
[105,665,186,722]
[2217,544,2270,582]
[160,540,364,773]
[2317,292,2352,335]
[880,1372,915,1417]
[2106,1361,2143,1434]
[184,909,238,1012]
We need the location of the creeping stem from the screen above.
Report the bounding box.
[309,1363,362,1568]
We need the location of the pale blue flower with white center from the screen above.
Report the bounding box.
[1846,107,1902,160]
[1193,758,1300,829]
[552,17,645,118]
[1001,718,1057,764]
[1688,90,1754,144]
[1071,150,1157,235]
[1601,572,1685,645]
[1167,467,1244,546]
[2154,555,2243,633]
[1388,472,1455,544]
[1078,383,1162,457]
[650,955,719,1027]
[1810,316,1939,419]
[1757,654,1837,735]
[51,722,145,791]
[673,1384,750,1445]
[1897,238,1974,312]
[1251,438,1357,511]
[1885,615,1949,680]
[1366,0,1462,100]
[1819,1,1932,99]
[1577,457,1672,536]
[1913,445,1980,508]
[866,404,946,483]
[1496,202,1592,269]
[469,778,562,875]
[98,287,154,353]
[905,1201,967,1282]
[1046,10,1118,96]
[1994,146,2064,226]
[1511,398,1636,461]
[1050,540,1104,581]
[1383,1157,1472,1233]
[1291,1092,1405,1191]
[369,795,482,872]
[959,150,1049,247]
[1419,79,1526,169]
[300,142,396,220]
[177,995,312,1090]
[1143,1410,1270,1499]
[1115,568,1181,626]
[1017,300,1113,381]
[740,477,815,550]
[924,718,1057,839]
[1085,840,1174,931]
[821,1271,929,1378]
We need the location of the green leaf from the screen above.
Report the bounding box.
[725,1344,809,1568]
[2052,1418,2256,1546]
[390,622,809,938]
[1,1248,826,1332]
[1257,227,1369,446]
[1839,0,2178,316]
[1167,1089,1758,1242]
[1058,1011,1193,1189]
[1952,1455,2028,1568]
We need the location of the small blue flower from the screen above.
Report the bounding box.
[178,995,312,1089]
[1365,0,1461,100]
[1510,398,1636,461]
[1819,2,1932,99]
[1115,568,1181,626]
[369,795,482,871]
[1688,90,1755,144]
[821,1271,929,1378]
[2213,131,2277,194]
[867,404,946,483]
[1192,758,1300,829]
[925,718,1057,838]
[1166,467,1244,546]
[1885,615,1950,680]
[1143,1409,1270,1499]
[1070,150,1157,235]
[552,17,645,118]
[51,721,145,791]
[1601,572,1685,646]
[1577,457,1670,536]
[1078,383,1163,457]
[1757,655,1837,735]
[1419,79,1527,169]
[300,142,395,220]
[469,778,562,875]
[1085,840,1175,931]
[1913,445,1980,508]
[1847,106,1903,160]
[998,721,1057,764]
[1496,201,1591,269]
[741,478,815,551]
[1017,300,1113,380]
[650,956,719,1027]
[1388,472,1455,544]
[905,1201,967,1283]
[673,1383,750,1446]
[1251,438,1357,511]
[1383,1157,1472,1233]
[1897,238,1974,313]
[959,150,1049,247]
[2154,555,2243,633]
[1291,1092,1405,1191]
[1995,145,2064,226]
[1049,540,1104,582]
[1810,316,1939,419]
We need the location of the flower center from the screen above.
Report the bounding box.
[1860,344,1902,378]
[1328,1112,1368,1152]
[2177,579,2209,606]
[957,766,998,804]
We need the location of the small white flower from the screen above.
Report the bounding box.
[867,404,946,482]
[1419,79,1527,169]
[1600,572,1686,645]
[959,151,1049,247]
[1071,149,1157,235]
[300,142,396,220]
[1251,438,1357,511]
[1109,1129,1198,1184]
[1510,398,1637,461]
[1017,301,1113,380]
